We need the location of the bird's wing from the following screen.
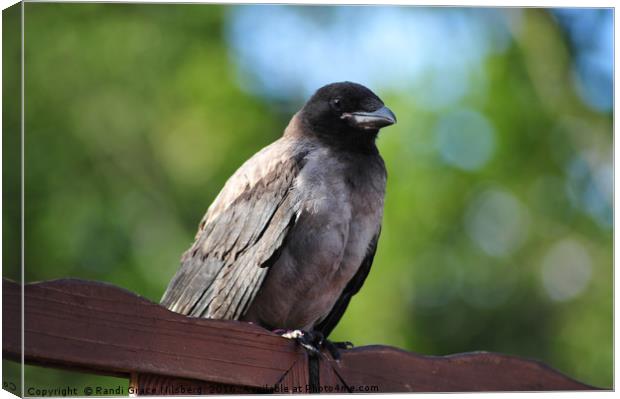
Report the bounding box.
[161,139,308,320]
[315,229,381,337]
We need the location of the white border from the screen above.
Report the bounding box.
[0,1,615,399]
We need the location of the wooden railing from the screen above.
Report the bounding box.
[2,278,600,394]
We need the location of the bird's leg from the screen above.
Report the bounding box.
[274,329,324,357]
[274,329,354,360]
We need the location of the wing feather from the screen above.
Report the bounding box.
[161,139,308,320]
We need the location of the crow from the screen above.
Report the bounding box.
[161,82,396,356]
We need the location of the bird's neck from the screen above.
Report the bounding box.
[286,112,380,155]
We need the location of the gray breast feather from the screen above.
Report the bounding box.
[160,138,309,319]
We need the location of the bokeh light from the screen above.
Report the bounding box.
[541,239,592,302]
[465,188,530,257]
[435,108,495,171]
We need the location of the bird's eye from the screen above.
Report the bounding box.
[331,98,342,111]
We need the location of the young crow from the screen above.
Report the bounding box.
[161,82,396,356]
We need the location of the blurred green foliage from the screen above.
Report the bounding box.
[3,3,612,392]
[3,3,22,396]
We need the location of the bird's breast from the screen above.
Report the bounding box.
[295,149,385,305]
[242,147,386,330]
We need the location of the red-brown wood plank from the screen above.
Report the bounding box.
[2,278,21,364]
[2,278,602,393]
[328,345,597,392]
[278,352,310,394]
[2,278,300,388]
[129,372,262,395]
[317,353,349,394]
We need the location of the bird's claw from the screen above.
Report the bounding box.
[279,329,305,340]
[323,340,354,360]
[335,341,354,350]
[275,329,353,360]
[276,329,324,357]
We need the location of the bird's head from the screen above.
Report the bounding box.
[299,82,396,148]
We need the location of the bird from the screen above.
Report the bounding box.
[161,81,396,356]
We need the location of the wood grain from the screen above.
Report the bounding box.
[327,345,597,392]
[2,278,601,393]
[3,278,300,388]
[129,373,263,395]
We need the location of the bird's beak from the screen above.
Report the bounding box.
[342,106,397,130]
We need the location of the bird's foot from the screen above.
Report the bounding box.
[323,340,354,360]
[274,329,323,357]
[274,329,354,360]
